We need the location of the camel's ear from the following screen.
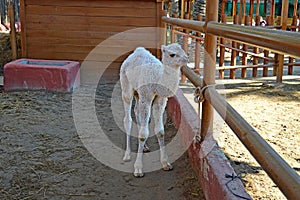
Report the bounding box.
[161,45,167,53]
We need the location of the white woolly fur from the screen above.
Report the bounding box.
[120,43,188,177]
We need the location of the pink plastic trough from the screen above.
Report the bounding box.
[4,59,80,93]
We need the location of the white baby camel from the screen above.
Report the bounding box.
[120,43,188,177]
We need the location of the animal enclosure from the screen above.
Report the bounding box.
[20,0,165,81]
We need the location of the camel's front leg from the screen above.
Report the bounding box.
[153,97,173,171]
[133,98,151,177]
[122,94,133,162]
[134,95,150,153]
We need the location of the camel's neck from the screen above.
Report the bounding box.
[157,65,181,96]
[163,64,180,76]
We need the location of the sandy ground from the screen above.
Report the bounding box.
[181,74,300,200]
[0,82,204,200]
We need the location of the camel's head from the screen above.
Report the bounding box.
[161,43,189,68]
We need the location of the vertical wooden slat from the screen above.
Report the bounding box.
[241,15,250,78]
[181,0,185,18]
[8,4,17,60]
[277,0,289,82]
[264,0,267,16]
[256,0,260,17]
[276,54,284,82]
[281,0,289,30]
[238,0,244,24]
[273,53,278,76]
[252,13,260,78]
[293,0,298,17]
[243,0,247,18]
[267,6,278,77]
[218,14,226,79]
[262,50,269,76]
[181,13,189,83]
[156,2,165,59]
[188,0,193,17]
[232,0,237,17]
[194,14,202,70]
[262,16,272,77]
[288,57,294,75]
[250,0,254,23]
[171,13,178,43]
[271,0,275,22]
[20,0,27,57]
[230,15,238,79]
[288,0,298,75]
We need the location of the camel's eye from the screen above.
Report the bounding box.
[170,54,176,57]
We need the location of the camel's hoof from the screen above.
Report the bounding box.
[123,157,131,162]
[133,172,144,178]
[133,168,144,178]
[123,151,131,162]
[143,145,150,153]
[162,163,173,171]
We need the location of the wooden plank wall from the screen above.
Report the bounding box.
[20,0,163,81]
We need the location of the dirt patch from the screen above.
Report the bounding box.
[218,77,300,199]
[181,76,300,199]
[0,83,204,200]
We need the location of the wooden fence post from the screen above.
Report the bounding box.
[249,0,254,23]
[218,14,226,79]
[194,14,202,70]
[271,0,276,22]
[230,15,238,79]
[201,0,218,139]
[241,15,250,78]
[262,16,272,77]
[276,0,289,83]
[181,13,189,83]
[274,53,278,76]
[252,15,261,78]
[171,14,178,43]
[8,4,17,60]
[232,0,237,18]
[288,0,298,75]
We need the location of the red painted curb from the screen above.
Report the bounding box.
[4,59,80,93]
[167,89,252,200]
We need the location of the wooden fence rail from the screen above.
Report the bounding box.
[167,0,300,79]
[162,8,300,198]
[165,15,300,79]
[207,22,300,57]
